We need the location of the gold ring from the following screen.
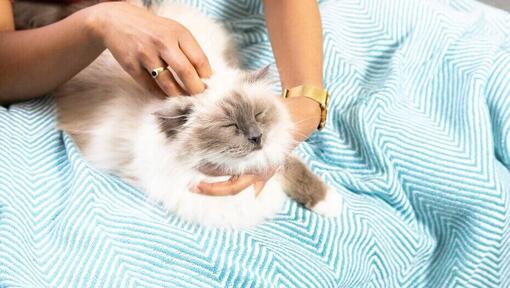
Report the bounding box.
[151,67,165,79]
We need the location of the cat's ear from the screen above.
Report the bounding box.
[153,97,194,138]
[244,65,272,83]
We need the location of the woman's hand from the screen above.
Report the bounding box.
[196,96,321,196]
[84,2,212,96]
[196,175,269,196]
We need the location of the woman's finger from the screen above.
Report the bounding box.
[153,65,186,96]
[161,47,206,95]
[125,63,165,98]
[197,175,256,196]
[142,57,186,96]
[156,69,186,96]
[178,32,212,79]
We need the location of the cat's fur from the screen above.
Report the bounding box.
[16,1,343,227]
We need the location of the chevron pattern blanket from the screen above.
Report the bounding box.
[1,0,510,287]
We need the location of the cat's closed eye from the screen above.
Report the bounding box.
[255,111,264,121]
[222,123,238,129]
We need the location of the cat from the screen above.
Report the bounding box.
[15,0,343,227]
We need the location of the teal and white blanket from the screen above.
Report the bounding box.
[1,0,510,287]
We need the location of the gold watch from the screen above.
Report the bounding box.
[282,85,329,130]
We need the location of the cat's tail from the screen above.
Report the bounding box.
[278,156,343,217]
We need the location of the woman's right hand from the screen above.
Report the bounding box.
[82,2,212,96]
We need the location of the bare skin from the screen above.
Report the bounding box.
[197,0,323,196]
[0,1,211,104]
[0,0,14,31]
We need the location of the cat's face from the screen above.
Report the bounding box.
[155,67,294,174]
[191,90,282,162]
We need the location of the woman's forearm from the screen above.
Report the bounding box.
[0,9,104,104]
[263,0,324,89]
[263,0,324,140]
[0,0,14,31]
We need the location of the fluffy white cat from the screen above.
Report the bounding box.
[17,1,343,228]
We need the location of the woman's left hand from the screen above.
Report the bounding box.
[196,96,321,196]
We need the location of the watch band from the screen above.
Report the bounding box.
[282,85,328,130]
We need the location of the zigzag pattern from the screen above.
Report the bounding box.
[1,0,509,287]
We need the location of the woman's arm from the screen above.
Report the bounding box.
[0,1,211,104]
[0,0,14,31]
[0,6,104,103]
[197,0,325,195]
[264,0,323,141]
[264,0,323,90]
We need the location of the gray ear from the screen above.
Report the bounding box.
[244,65,272,83]
[153,97,194,138]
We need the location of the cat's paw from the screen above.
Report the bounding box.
[311,187,343,217]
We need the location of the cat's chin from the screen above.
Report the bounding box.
[196,150,285,176]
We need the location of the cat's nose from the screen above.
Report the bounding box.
[248,134,262,146]
[247,127,262,146]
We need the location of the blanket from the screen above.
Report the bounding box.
[1,0,509,287]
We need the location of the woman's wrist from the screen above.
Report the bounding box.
[283,96,322,142]
[78,3,110,48]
